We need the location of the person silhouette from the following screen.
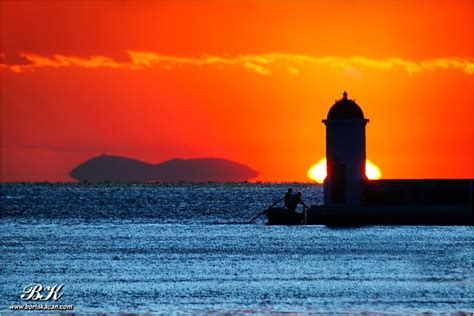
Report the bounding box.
[286,192,308,213]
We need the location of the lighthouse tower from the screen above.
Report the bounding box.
[322,91,369,206]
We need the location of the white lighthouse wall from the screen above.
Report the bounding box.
[324,120,367,206]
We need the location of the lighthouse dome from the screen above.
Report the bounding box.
[327,91,365,120]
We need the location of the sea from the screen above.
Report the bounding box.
[1,183,473,315]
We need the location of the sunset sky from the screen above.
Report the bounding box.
[1,0,473,182]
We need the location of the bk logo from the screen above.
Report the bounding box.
[20,283,64,301]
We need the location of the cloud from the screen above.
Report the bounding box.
[243,62,270,75]
[1,51,473,76]
[2,53,134,72]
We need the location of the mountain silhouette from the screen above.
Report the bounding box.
[70,155,258,182]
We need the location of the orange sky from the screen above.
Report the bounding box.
[1,0,473,182]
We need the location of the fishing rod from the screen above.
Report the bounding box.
[247,196,284,223]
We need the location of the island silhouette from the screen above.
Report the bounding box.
[70,154,258,182]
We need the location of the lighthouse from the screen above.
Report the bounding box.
[265,91,472,225]
[322,91,369,206]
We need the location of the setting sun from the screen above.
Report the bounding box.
[307,158,382,183]
[365,160,382,180]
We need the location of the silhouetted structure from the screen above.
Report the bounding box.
[323,91,368,206]
[267,92,473,225]
[70,155,258,182]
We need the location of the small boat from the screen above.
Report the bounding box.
[265,207,304,225]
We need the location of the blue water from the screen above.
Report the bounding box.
[1,183,473,314]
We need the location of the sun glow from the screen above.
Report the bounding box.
[365,160,382,180]
[307,158,382,183]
